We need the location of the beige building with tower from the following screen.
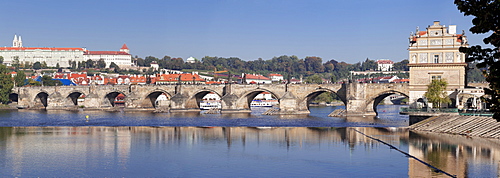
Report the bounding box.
[408,21,469,108]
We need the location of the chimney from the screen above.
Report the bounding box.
[448,25,456,35]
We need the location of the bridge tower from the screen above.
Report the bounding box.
[408,21,468,108]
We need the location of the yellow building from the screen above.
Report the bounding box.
[408,21,469,108]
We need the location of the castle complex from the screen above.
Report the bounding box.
[408,21,469,108]
[0,35,132,68]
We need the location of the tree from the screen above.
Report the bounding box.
[109,62,120,73]
[424,79,451,108]
[467,62,486,82]
[40,75,62,86]
[71,61,77,69]
[14,70,26,87]
[97,59,106,69]
[12,56,20,69]
[393,59,409,71]
[85,59,94,68]
[33,62,42,70]
[455,0,500,120]
[0,56,3,64]
[0,64,14,104]
[41,61,47,68]
[305,74,323,84]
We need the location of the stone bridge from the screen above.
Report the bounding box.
[10,83,409,116]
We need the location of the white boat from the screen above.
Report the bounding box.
[200,101,221,110]
[250,99,278,107]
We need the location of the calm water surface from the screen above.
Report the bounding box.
[0,105,498,177]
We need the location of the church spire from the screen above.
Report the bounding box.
[12,35,22,47]
[13,35,18,47]
[18,35,23,47]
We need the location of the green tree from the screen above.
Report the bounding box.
[424,79,451,108]
[305,74,323,84]
[0,56,4,64]
[71,61,77,69]
[361,58,377,71]
[467,62,486,82]
[12,56,20,69]
[14,70,26,87]
[0,64,14,104]
[455,0,500,120]
[393,59,409,71]
[41,75,62,86]
[41,61,47,68]
[33,62,42,70]
[109,62,120,73]
[97,59,106,69]
[23,62,32,69]
[85,59,94,68]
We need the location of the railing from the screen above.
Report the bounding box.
[400,107,458,113]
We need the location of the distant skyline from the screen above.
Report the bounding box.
[0,0,488,63]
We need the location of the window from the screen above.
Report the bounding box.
[434,55,439,63]
[431,75,441,80]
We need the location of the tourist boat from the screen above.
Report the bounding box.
[200,101,221,110]
[458,109,493,116]
[250,99,279,107]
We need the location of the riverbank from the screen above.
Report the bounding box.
[409,115,500,139]
[0,104,17,110]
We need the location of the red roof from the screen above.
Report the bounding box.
[245,74,271,80]
[377,60,394,64]
[121,44,128,49]
[85,51,129,55]
[156,73,205,82]
[0,47,84,51]
[457,34,463,43]
[419,31,427,36]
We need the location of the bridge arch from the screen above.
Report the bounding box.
[34,91,50,108]
[365,90,409,115]
[142,90,173,108]
[104,91,127,107]
[9,92,18,103]
[185,89,223,109]
[66,90,87,106]
[235,88,280,110]
[298,88,346,111]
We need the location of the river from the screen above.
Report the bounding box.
[0,105,498,177]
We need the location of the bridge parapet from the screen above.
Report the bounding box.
[11,83,409,116]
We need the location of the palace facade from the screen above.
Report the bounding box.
[0,35,132,68]
[408,21,469,108]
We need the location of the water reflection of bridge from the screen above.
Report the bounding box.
[2,127,499,176]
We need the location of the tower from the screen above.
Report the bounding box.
[12,35,18,47]
[408,21,469,108]
[12,35,23,47]
[18,35,22,47]
[120,44,129,54]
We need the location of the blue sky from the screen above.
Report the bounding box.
[0,0,487,63]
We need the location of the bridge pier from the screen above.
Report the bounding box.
[278,92,310,114]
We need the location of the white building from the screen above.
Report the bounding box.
[186,57,196,63]
[84,44,132,68]
[0,35,86,67]
[376,59,394,71]
[268,74,284,82]
[242,73,272,84]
